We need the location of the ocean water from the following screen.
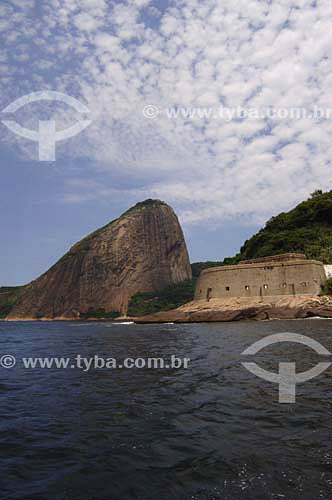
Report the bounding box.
[1,319,332,500]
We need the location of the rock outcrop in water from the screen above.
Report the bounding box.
[134,295,332,323]
[7,200,192,320]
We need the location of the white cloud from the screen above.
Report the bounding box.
[1,0,332,227]
[74,13,102,32]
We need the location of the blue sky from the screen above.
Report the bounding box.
[1,0,332,285]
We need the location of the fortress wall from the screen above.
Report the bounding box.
[194,260,326,300]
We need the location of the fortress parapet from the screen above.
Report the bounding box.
[239,253,307,264]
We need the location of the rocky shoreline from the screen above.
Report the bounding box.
[134,295,332,323]
[4,295,332,323]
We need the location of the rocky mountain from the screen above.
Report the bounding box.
[129,190,332,316]
[7,200,192,320]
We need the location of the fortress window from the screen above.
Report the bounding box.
[225,286,230,291]
[245,285,250,290]
[263,284,268,289]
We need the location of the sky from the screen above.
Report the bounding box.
[1,0,332,285]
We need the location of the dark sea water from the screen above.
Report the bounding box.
[1,319,332,500]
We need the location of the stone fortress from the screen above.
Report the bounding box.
[194,253,328,301]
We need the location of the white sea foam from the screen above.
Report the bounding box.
[113,321,134,325]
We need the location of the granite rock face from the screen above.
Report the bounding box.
[8,200,192,319]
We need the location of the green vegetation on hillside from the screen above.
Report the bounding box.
[128,279,195,316]
[0,286,24,318]
[124,199,166,216]
[191,261,225,279]
[239,190,332,263]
